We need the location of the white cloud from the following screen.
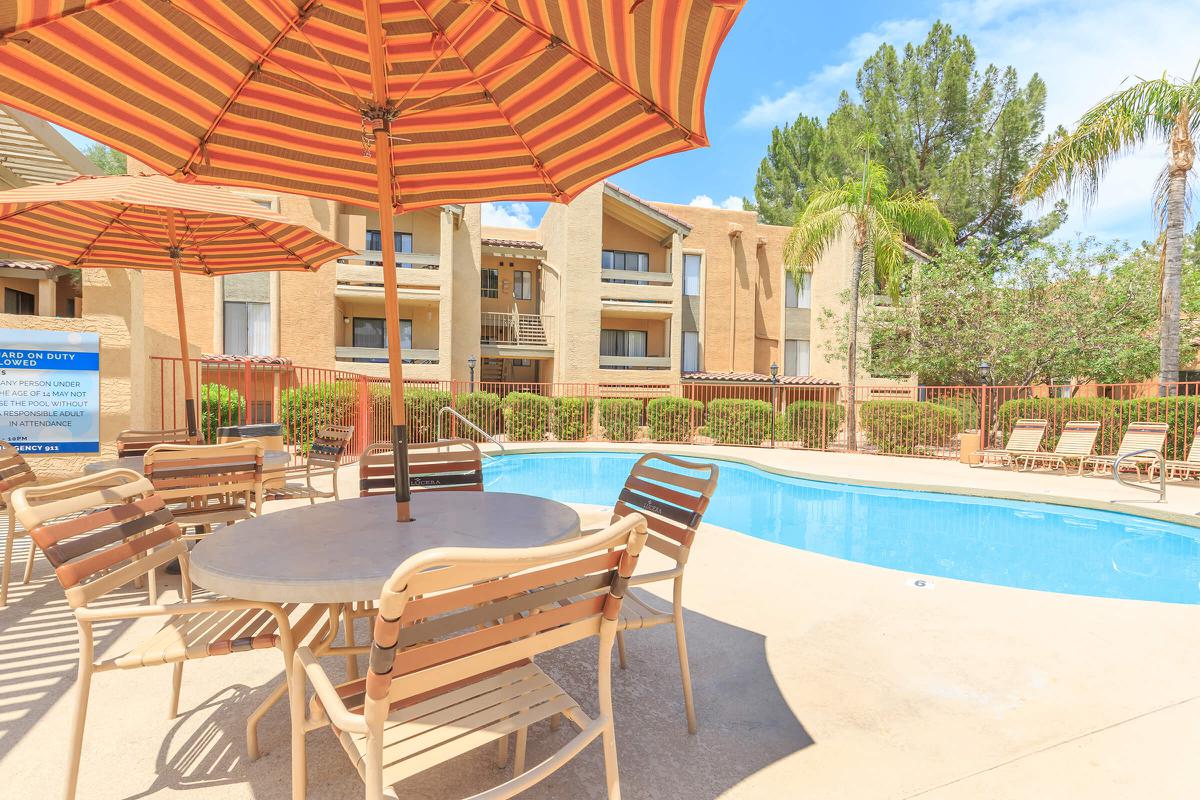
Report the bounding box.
[738,0,1200,241]
[689,194,744,211]
[480,202,535,228]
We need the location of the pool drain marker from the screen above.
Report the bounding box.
[908,577,935,589]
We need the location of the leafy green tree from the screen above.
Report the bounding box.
[786,149,952,449]
[852,237,1200,387]
[752,22,1060,248]
[1016,70,1200,386]
[83,143,126,175]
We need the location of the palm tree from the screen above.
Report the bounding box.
[785,158,952,450]
[1016,71,1199,388]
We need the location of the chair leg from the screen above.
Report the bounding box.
[248,679,290,762]
[22,541,36,584]
[343,606,359,681]
[548,712,561,732]
[615,630,628,670]
[168,662,184,719]
[673,612,698,735]
[601,720,621,800]
[65,629,95,800]
[289,654,308,800]
[1,518,13,608]
[513,727,528,775]
[494,733,509,768]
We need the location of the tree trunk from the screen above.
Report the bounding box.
[1160,111,1194,394]
[845,244,865,451]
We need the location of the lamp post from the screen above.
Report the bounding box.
[467,354,477,393]
[978,361,991,449]
[770,362,779,447]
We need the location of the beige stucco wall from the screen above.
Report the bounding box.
[479,254,540,315]
[601,216,669,275]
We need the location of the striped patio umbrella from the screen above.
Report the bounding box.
[0,0,745,521]
[0,173,352,436]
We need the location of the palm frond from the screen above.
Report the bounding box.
[864,208,909,300]
[878,192,954,251]
[785,205,845,269]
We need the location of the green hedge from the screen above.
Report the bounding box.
[706,398,772,445]
[781,400,844,449]
[280,381,355,447]
[502,392,550,441]
[1122,397,1200,460]
[647,397,703,442]
[199,383,244,443]
[452,391,502,442]
[597,398,641,441]
[860,400,962,455]
[551,396,592,441]
[367,386,452,444]
[932,394,980,428]
[996,396,1200,459]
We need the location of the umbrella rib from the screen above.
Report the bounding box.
[261,0,367,108]
[188,221,255,249]
[395,47,544,121]
[484,2,700,142]
[112,214,168,251]
[393,0,493,113]
[71,203,138,266]
[409,0,562,198]
[178,0,355,176]
[242,220,318,270]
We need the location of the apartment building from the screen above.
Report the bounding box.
[137,179,909,390]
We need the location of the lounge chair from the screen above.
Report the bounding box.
[143,440,266,540]
[1151,426,1200,481]
[1080,421,1169,477]
[974,418,1048,468]
[263,424,354,506]
[1016,420,1101,474]
[289,514,650,800]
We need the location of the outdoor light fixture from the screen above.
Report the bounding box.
[342,316,350,325]
[467,354,477,391]
[770,362,779,446]
[978,361,992,384]
[770,362,779,380]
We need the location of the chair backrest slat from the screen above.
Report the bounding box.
[1115,422,1168,456]
[611,453,718,556]
[359,438,483,496]
[115,428,194,457]
[1004,419,1047,451]
[1054,421,1101,455]
[0,441,37,506]
[144,442,264,517]
[364,515,648,712]
[359,442,397,497]
[1184,427,1200,464]
[10,469,184,607]
[307,424,354,470]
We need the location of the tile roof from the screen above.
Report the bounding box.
[604,182,692,233]
[0,259,56,272]
[481,237,544,250]
[200,354,293,366]
[681,371,839,386]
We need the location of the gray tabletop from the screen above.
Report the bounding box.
[188,492,581,603]
[84,450,291,475]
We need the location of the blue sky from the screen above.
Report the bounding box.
[483,0,1200,244]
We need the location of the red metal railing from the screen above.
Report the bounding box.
[150,357,1200,462]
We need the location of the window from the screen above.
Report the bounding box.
[784,339,810,377]
[600,329,647,369]
[682,331,700,372]
[481,268,499,298]
[683,253,701,297]
[352,317,411,364]
[223,301,270,356]
[512,358,533,367]
[4,287,34,315]
[513,270,532,300]
[365,230,414,267]
[602,249,649,285]
[785,272,811,309]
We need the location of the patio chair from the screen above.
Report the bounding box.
[8,469,320,800]
[289,513,650,800]
[1015,420,1101,474]
[1080,421,1168,477]
[1150,425,1200,481]
[358,441,397,497]
[115,427,195,457]
[0,441,38,607]
[263,424,353,506]
[580,453,718,735]
[974,419,1048,468]
[143,440,265,541]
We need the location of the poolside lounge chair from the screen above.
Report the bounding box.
[115,427,196,456]
[289,513,649,800]
[1080,421,1169,477]
[263,424,353,506]
[1151,426,1200,481]
[9,469,322,800]
[0,441,38,607]
[1016,420,1101,474]
[974,419,1048,468]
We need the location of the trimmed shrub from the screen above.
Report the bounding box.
[199,383,244,443]
[932,394,980,428]
[597,398,641,441]
[1121,396,1200,460]
[502,392,551,441]
[280,381,355,447]
[859,400,962,455]
[781,400,844,449]
[366,385,452,444]
[551,396,592,441]
[647,397,703,442]
[706,398,772,445]
[453,391,502,442]
[995,397,1117,453]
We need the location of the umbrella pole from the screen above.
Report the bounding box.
[363,0,410,522]
[167,214,198,440]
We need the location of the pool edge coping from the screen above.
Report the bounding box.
[488,443,1200,530]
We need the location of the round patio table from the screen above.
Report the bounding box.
[188,492,581,604]
[83,450,291,475]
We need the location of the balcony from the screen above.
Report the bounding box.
[334,346,439,364]
[335,250,443,300]
[337,250,439,270]
[600,268,673,286]
[599,354,671,370]
[480,311,555,358]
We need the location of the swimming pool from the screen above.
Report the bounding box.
[483,451,1200,604]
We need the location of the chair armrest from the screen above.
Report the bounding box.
[628,567,683,587]
[75,598,286,623]
[295,646,368,734]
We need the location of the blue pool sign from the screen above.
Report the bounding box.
[0,329,100,454]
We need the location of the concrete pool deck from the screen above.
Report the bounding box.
[1,446,1197,798]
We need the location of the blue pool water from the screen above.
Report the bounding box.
[483,452,1200,604]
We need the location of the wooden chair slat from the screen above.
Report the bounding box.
[42,507,175,567]
[55,523,180,589]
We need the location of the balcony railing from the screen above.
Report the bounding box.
[337,250,440,270]
[480,311,554,348]
[599,268,673,285]
[335,346,439,364]
[599,354,671,370]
